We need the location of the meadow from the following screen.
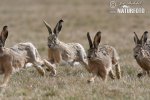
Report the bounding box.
[0,0,150,99]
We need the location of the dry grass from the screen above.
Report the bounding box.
[0,0,150,99]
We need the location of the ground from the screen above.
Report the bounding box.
[0,0,150,99]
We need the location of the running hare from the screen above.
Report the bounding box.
[86,31,121,82]
[43,20,87,67]
[0,26,55,87]
[133,31,150,78]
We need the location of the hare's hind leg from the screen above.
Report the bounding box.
[29,47,45,76]
[80,59,88,67]
[78,51,89,70]
[1,72,11,88]
[100,71,108,82]
[33,62,45,76]
[109,70,115,79]
[115,63,121,79]
[44,59,56,76]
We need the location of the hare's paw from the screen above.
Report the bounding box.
[87,77,95,83]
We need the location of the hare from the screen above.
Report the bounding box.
[0,26,56,87]
[43,20,87,68]
[133,31,150,78]
[86,31,121,82]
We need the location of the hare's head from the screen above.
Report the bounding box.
[44,19,64,48]
[87,31,101,59]
[133,31,148,59]
[0,26,8,48]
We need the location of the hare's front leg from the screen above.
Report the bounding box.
[48,49,55,64]
[0,64,12,88]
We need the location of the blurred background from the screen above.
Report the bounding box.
[0,0,150,99]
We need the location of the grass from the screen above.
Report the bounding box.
[0,0,150,99]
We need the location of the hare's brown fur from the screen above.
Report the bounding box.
[133,31,150,77]
[0,26,56,87]
[44,20,87,69]
[86,32,121,82]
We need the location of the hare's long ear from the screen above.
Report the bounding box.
[141,31,148,45]
[1,26,8,45]
[43,20,52,35]
[53,19,64,36]
[87,32,93,48]
[93,31,101,49]
[134,32,140,44]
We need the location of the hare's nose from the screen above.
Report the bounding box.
[48,44,52,48]
[87,56,91,59]
[134,55,138,58]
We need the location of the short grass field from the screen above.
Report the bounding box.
[0,0,150,99]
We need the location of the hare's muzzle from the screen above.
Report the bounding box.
[134,55,138,59]
[87,55,92,59]
[48,44,52,48]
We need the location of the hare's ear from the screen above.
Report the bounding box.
[1,26,8,45]
[93,31,101,49]
[43,20,52,35]
[141,31,148,45]
[134,32,140,44]
[53,19,64,36]
[87,32,93,48]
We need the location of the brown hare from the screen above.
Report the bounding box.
[133,31,150,78]
[0,26,55,87]
[43,20,87,68]
[86,31,121,82]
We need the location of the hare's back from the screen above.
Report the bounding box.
[11,42,36,52]
[99,45,119,63]
[67,43,86,55]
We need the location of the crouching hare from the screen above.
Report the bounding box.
[43,20,87,68]
[0,26,56,87]
[133,31,150,78]
[86,31,121,82]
